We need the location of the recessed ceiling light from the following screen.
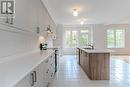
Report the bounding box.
[80,21,84,25]
[73,9,78,16]
[80,18,86,25]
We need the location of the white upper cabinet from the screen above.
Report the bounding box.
[0,0,56,37]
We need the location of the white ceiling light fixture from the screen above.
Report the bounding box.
[73,9,78,16]
[80,21,84,25]
[80,18,86,25]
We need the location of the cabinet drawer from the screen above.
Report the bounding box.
[49,55,54,64]
[44,54,54,65]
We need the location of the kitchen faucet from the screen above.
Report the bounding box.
[88,43,94,49]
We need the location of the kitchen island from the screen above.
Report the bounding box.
[77,47,110,80]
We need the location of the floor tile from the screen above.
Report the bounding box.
[51,55,130,87]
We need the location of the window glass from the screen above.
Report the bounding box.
[80,30,89,33]
[71,31,78,47]
[65,29,89,48]
[107,29,125,48]
[65,30,71,47]
[107,30,115,48]
[65,30,78,48]
[116,29,125,48]
[80,34,88,46]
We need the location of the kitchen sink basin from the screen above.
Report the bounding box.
[84,48,94,50]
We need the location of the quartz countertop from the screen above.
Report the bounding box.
[0,50,55,87]
[48,46,60,49]
[78,47,113,53]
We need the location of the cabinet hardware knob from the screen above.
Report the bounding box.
[47,82,49,87]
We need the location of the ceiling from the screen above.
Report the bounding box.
[42,0,130,25]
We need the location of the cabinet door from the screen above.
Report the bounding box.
[34,63,48,87]
[33,67,41,87]
[16,54,55,87]
[80,50,83,67]
[43,54,55,87]
[83,51,86,70]
[83,52,89,75]
[82,51,85,69]
[43,58,50,87]
[50,54,55,73]
[38,61,47,87]
[86,53,90,76]
[15,74,32,87]
[76,48,80,64]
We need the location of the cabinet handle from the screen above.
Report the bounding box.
[47,82,49,87]
[30,73,35,86]
[33,71,37,82]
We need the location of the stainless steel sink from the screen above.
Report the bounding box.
[84,48,94,50]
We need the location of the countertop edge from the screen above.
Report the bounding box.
[13,50,55,87]
[0,49,55,87]
[77,47,111,53]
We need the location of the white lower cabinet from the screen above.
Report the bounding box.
[15,53,55,87]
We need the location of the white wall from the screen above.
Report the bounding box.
[93,24,106,49]
[0,0,55,62]
[53,24,63,55]
[53,24,63,47]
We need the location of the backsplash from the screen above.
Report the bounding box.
[0,24,39,61]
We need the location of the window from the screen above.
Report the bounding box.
[79,30,89,46]
[65,30,78,48]
[107,29,125,48]
[65,29,89,48]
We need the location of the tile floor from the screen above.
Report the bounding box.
[51,55,130,87]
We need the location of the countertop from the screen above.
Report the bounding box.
[78,47,112,53]
[0,49,55,87]
[48,46,60,49]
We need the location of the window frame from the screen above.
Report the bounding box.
[107,29,125,49]
[64,28,90,48]
[79,30,89,47]
[65,30,78,48]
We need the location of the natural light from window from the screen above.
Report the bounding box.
[107,29,125,48]
[65,29,89,48]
